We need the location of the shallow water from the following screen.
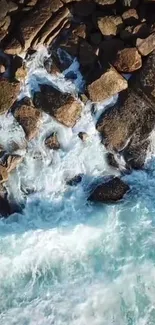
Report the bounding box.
[0,46,155,325]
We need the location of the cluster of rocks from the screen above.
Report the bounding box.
[1,0,155,214]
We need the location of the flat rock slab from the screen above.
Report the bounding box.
[136,33,155,56]
[87,66,128,102]
[88,177,129,203]
[33,84,82,128]
[0,79,20,114]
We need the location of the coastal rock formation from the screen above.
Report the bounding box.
[33,84,82,128]
[88,177,129,203]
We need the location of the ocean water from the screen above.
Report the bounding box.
[0,46,155,325]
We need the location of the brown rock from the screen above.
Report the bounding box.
[3,154,23,172]
[72,23,86,39]
[97,16,123,37]
[4,0,63,54]
[114,47,142,72]
[88,177,129,203]
[136,33,155,56]
[96,89,155,154]
[0,0,8,20]
[122,9,139,25]
[78,132,89,141]
[0,79,20,114]
[33,84,82,128]
[13,98,42,140]
[8,1,18,12]
[33,7,70,47]
[15,64,27,80]
[87,66,128,102]
[132,23,150,39]
[44,19,70,46]
[45,132,60,150]
[4,39,22,55]
[73,0,95,16]
[0,165,8,183]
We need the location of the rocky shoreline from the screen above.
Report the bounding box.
[0,0,155,216]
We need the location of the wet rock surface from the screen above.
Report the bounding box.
[45,132,60,150]
[33,84,82,127]
[88,177,130,203]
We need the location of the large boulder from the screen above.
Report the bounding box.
[0,79,20,114]
[88,177,129,203]
[87,66,128,102]
[97,16,123,37]
[96,89,155,151]
[33,84,82,128]
[134,50,155,103]
[114,47,142,72]
[136,33,155,56]
[96,88,155,168]
[13,98,42,140]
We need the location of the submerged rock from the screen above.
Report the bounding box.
[88,177,129,203]
[66,174,83,186]
[45,132,60,150]
[33,84,82,128]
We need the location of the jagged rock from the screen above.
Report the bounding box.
[33,84,82,128]
[13,98,42,140]
[114,47,142,72]
[87,66,128,102]
[97,16,123,37]
[4,0,63,54]
[122,8,139,25]
[32,7,70,47]
[2,154,23,172]
[0,165,8,183]
[96,89,155,167]
[134,50,155,102]
[66,174,83,186]
[78,131,89,141]
[136,33,155,56]
[72,23,86,39]
[73,0,95,17]
[45,132,60,150]
[88,177,129,203]
[0,79,20,114]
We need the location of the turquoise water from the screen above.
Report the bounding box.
[0,47,155,325]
